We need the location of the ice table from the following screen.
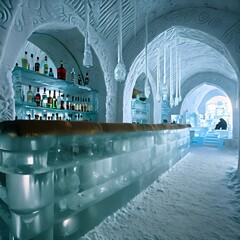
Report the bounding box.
[0,120,190,239]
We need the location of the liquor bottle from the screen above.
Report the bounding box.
[60,94,65,110]
[78,97,82,111]
[66,94,71,110]
[57,61,66,80]
[14,82,23,104]
[49,68,54,77]
[21,51,28,69]
[87,97,92,112]
[57,90,61,109]
[70,67,75,84]
[35,87,41,107]
[84,72,89,86]
[26,85,34,103]
[29,53,34,71]
[47,90,53,108]
[74,97,79,111]
[78,74,82,85]
[35,57,40,73]
[71,96,75,110]
[43,56,48,75]
[79,114,83,121]
[41,87,48,107]
[52,90,57,108]
[80,97,84,112]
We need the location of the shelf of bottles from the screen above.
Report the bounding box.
[131,98,150,124]
[12,66,98,122]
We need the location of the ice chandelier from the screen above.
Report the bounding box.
[83,0,93,68]
[155,31,182,108]
[114,0,127,82]
[144,1,151,99]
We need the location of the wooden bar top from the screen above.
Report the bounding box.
[0,120,190,137]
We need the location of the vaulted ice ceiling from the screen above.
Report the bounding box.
[63,0,239,84]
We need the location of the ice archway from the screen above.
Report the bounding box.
[123,26,238,130]
[180,83,233,133]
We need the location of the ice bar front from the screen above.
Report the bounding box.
[0,121,190,239]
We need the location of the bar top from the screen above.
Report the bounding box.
[0,120,190,137]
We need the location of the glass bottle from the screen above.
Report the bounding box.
[44,56,48,75]
[80,97,84,112]
[66,94,71,110]
[79,114,83,121]
[84,98,87,112]
[78,74,82,85]
[14,82,23,104]
[35,87,41,107]
[87,97,91,112]
[78,97,82,111]
[57,61,66,80]
[52,90,57,109]
[60,94,65,110]
[21,51,28,69]
[35,57,40,73]
[47,90,52,108]
[57,90,61,109]
[71,96,75,110]
[70,67,75,84]
[29,53,34,71]
[49,67,54,77]
[41,87,48,108]
[84,72,89,86]
[26,85,34,104]
[74,97,79,111]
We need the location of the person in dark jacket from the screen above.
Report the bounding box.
[215,118,227,130]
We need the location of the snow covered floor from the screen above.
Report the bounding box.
[80,146,240,240]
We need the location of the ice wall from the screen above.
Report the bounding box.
[0,121,190,239]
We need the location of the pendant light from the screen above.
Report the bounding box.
[114,0,127,82]
[178,49,182,102]
[156,48,161,102]
[144,1,150,99]
[169,46,174,108]
[83,0,93,68]
[175,37,179,106]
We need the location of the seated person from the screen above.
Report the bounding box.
[215,118,227,130]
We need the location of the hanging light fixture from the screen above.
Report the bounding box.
[144,1,151,99]
[114,0,127,83]
[178,55,182,102]
[163,31,167,86]
[156,48,161,102]
[83,0,93,68]
[169,46,174,108]
[175,36,179,106]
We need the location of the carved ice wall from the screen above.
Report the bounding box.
[0,0,117,122]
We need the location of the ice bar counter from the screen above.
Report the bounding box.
[0,120,190,239]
